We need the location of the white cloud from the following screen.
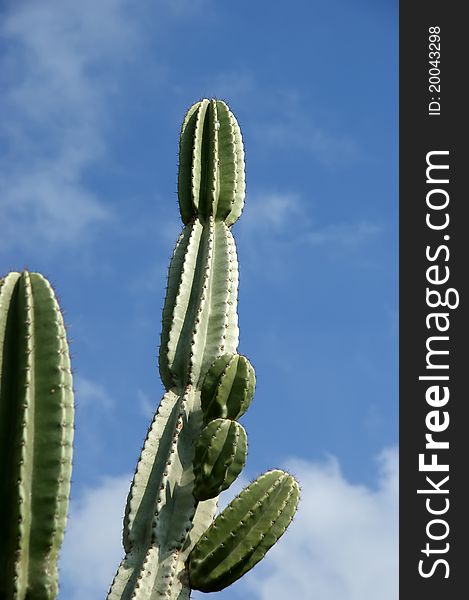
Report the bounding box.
[241,192,380,248]
[72,376,121,462]
[158,0,212,17]
[0,0,141,251]
[198,79,360,167]
[59,474,131,600]
[138,388,156,419]
[251,90,362,167]
[241,448,398,600]
[58,449,397,600]
[242,192,305,231]
[206,70,256,105]
[305,220,382,247]
[259,120,360,167]
[74,375,114,411]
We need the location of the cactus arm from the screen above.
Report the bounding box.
[201,354,255,423]
[0,271,74,600]
[193,419,247,501]
[188,470,300,592]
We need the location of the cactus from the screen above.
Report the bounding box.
[193,418,247,501]
[108,98,299,600]
[189,470,300,592]
[0,100,298,599]
[201,353,255,423]
[0,271,74,600]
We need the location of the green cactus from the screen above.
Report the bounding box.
[0,100,298,599]
[193,418,247,501]
[201,353,255,424]
[189,470,300,592]
[0,271,74,600]
[108,98,299,600]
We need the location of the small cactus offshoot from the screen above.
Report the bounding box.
[193,418,247,501]
[201,353,256,423]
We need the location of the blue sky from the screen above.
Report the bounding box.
[1,1,397,599]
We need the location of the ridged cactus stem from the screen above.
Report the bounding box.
[108,100,245,600]
[109,99,299,600]
[0,271,74,600]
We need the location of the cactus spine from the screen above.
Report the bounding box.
[108,99,299,600]
[0,271,74,600]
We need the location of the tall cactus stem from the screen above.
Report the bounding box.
[0,271,74,600]
[109,99,298,599]
[108,99,246,600]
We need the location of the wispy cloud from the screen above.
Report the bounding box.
[257,118,360,167]
[158,0,212,18]
[251,91,362,167]
[75,375,114,411]
[137,388,156,419]
[240,448,398,600]
[305,220,382,247]
[199,73,361,168]
[0,0,141,252]
[242,192,306,231]
[205,70,256,105]
[241,191,381,249]
[73,375,117,461]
